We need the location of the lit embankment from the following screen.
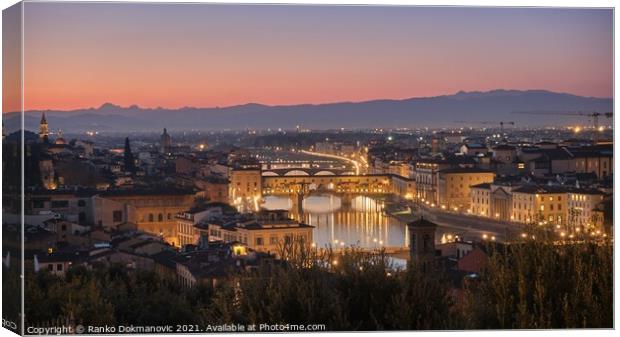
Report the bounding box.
[300,150,363,175]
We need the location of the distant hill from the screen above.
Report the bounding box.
[3,89,613,133]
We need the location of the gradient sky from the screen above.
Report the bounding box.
[9,3,614,112]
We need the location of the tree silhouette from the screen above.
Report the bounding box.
[123,137,136,174]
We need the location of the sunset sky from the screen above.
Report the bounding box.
[6,3,614,112]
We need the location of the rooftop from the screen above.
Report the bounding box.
[439,167,493,174]
[407,217,438,228]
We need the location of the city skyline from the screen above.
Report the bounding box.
[5,3,612,112]
[2,2,614,332]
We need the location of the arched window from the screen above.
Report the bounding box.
[158,213,163,222]
[148,213,154,222]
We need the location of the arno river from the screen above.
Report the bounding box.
[263,194,410,250]
[263,193,476,252]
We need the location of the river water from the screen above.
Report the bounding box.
[262,194,410,250]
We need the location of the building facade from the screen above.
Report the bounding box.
[437,168,495,210]
[510,185,567,226]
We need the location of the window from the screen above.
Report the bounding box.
[113,210,123,222]
[423,234,431,252]
[51,200,69,208]
[270,236,278,245]
[148,213,154,222]
[158,213,163,222]
[256,237,264,246]
[61,224,67,231]
[77,200,86,207]
[78,212,86,224]
[57,264,63,271]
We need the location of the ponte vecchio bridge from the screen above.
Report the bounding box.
[261,168,415,199]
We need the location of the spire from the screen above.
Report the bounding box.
[39,112,50,141]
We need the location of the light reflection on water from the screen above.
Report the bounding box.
[262,194,408,249]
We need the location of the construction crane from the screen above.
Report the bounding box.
[511,111,612,142]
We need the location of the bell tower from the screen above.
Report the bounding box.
[39,113,49,142]
[160,128,172,154]
[407,217,438,270]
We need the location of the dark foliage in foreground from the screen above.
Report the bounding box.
[23,237,613,330]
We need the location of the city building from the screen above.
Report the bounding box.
[94,189,195,247]
[460,143,488,157]
[230,164,263,211]
[570,145,613,179]
[510,185,568,226]
[196,175,230,203]
[176,206,223,248]
[208,210,313,257]
[567,189,606,233]
[438,167,495,210]
[414,159,450,204]
[470,183,491,217]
